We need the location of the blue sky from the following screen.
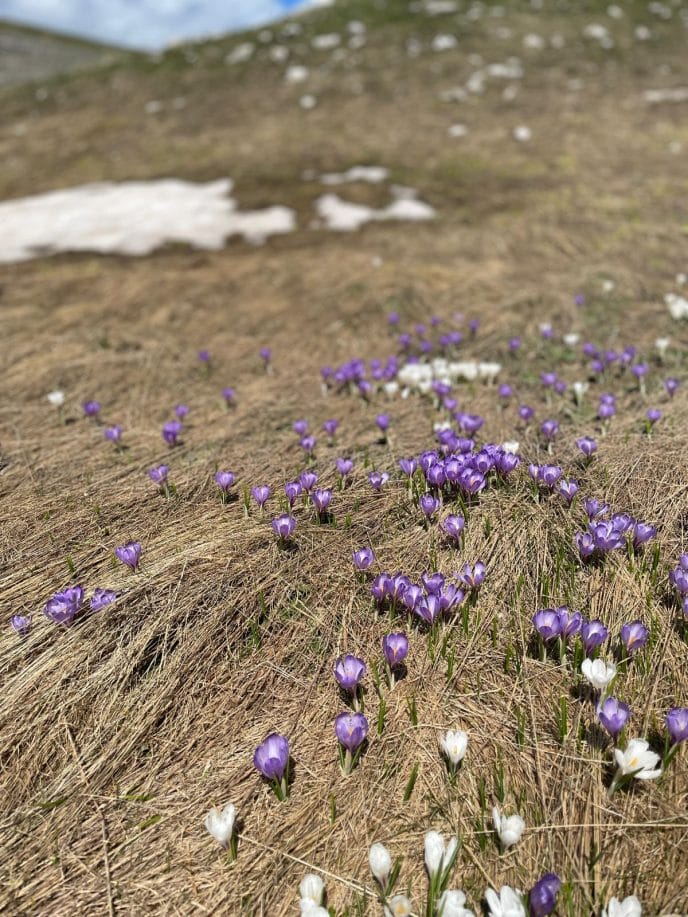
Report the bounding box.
[0,0,312,50]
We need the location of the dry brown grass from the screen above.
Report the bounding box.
[1,1,688,914]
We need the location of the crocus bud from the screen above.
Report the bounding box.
[384,895,413,917]
[368,842,392,887]
[299,873,325,905]
[492,806,525,850]
[601,896,642,917]
[424,831,457,878]
[437,890,474,917]
[529,873,561,917]
[204,803,236,849]
[47,390,65,407]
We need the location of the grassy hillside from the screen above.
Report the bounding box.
[1,1,688,914]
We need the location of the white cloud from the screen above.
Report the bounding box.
[0,0,310,50]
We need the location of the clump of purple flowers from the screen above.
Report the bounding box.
[43,586,85,626]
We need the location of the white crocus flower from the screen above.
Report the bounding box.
[485,885,526,916]
[47,390,65,407]
[655,337,670,358]
[502,441,519,454]
[384,381,399,398]
[368,842,392,887]
[478,361,502,382]
[384,895,413,917]
[563,332,580,347]
[438,889,475,916]
[581,658,616,692]
[424,830,458,878]
[299,874,325,905]
[572,381,589,405]
[300,903,328,917]
[492,806,525,849]
[613,739,662,781]
[204,803,236,849]
[440,730,469,767]
[602,895,642,917]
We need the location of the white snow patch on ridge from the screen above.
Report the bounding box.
[315,186,435,231]
[0,179,296,262]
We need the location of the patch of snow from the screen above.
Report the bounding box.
[312,33,341,50]
[320,166,390,185]
[285,64,309,83]
[432,34,459,51]
[0,179,296,262]
[225,43,254,65]
[315,187,435,232]
[644,87,688,103]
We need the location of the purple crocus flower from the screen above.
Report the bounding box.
[293,419,309,437]
[299,470,318,492]
[670,564,688,595]
[175,404,189,419]
[518,404,534,423]
[584,497,608,519]
[420,494,441,519]
[666,708,688,745]
[149,465,169,485]
[90,589,117,612]
[558,479,578,504]
[597,696,630,740]
[259,347,272,365]
[284,481,302,506]
[598,402,615,421]
[83,400,101,418]
[43,586,84,626]
[215,471,236,493]
[300,435,316,454]
[529,873,561,917]
[576,436,597,457]
[415,595,442,625]
[368,471,390,492]
[104,425,122,444]
[422,572,445,594]
[426,462,446,488]
[336,457,354,478]
[383,633,409,668]
[399,457,418,477]
[540,419,559,441]
[581,619,608,655]
[498,383,513,400]
[620,620,649,654]
[509,336,521,351]
[458,413,484,436]
[335,711,368,753]
[540,465,563,489]
[162,420,182,446]
[353,548,375,571]
[253,733,289,781]
[10,614,31,636]
[557,608,582,640]
[115,541,142,571]
[221,386,236,405]
[375,414,390,433]
[388,311,400,325]
[441,514,465,543]
[272,514,296,540]
[334,655,367,692]
[590,520,625,552]
[646,408,662,425]
[402,583,424,611]
[371,573,393,604]
[251,485,271,508]
[458,561,486,590]
[540,372,558,389]
[664,377,679,398]
[576,531,596,559]
[312,488,333,514]
[198,350,210,364]
[533,609,562,642]
[539,323,554,340]
[323,418,339,437]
